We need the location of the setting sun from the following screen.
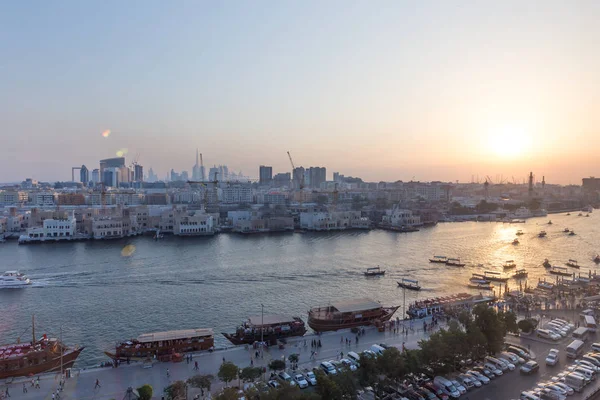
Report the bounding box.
[488,125,532,158]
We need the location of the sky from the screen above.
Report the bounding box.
[1,1,599,184]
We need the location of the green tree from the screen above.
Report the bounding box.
[465,325,488,361]
[376,347,406,383]
[357,354,379,387]
[137,384,153,400]
[164,381,187,400]
[332,370,358,399]
[288,353,299,364]
[187,374,213,393]
[502,311,519,334]
[402,349,421,375]
[239,366,262,383]
[315,370,343,400]
[218,361,239,387]
[215,387,241,400]
[268,359,286,371]
[472,304,505,354]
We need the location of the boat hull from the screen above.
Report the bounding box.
[222,328,307,346]
[308,306,399,332]
[397,282,421,291]
[0,347,84,380]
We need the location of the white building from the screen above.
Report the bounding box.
[381,206,422,227]
[21,214,77,242]
[300,211,370,231]
[174,212,215,236]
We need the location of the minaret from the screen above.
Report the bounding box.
[528,172,534,198]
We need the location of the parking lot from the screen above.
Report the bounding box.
[465,330,600,399]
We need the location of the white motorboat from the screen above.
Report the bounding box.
[0,271,31,288]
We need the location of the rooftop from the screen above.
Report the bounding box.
[330,298,382,313]
[137,328,213,343]
[247,315,298,327]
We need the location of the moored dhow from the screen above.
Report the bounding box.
[223,315,306,345]
[566,259,579,268]
[549,266,572,277]
[0,316,84,379]
[105,328,214,362]
[397,278,421,291]
[307,298,399,332]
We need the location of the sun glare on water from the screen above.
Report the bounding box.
[488,125,532,158]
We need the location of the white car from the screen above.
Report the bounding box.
[320,361,337,375]
[573,360,598,372]
[277,371,297,386]
[340,358,358,371]
[294,374,308,389]
[546,352,559,366]
[467,370,490,384]
[500,351,522,365]
[484,363,503,376]
[552,382,574,395]
[451,379,467,394]
[591,343,600,352]
[305,371,317,386]
[457,373,479,389]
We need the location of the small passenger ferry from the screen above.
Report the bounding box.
[223,315,306,345]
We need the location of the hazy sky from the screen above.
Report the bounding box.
[1,1,599,184]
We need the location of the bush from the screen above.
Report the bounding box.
[137,384,153,400]
[518,319,536,333]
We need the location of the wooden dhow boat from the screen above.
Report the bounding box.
[307,298,399,332]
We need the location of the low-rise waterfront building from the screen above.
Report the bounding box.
[299,210,370,231]
[381,206,422,228]
[20,213,77,242]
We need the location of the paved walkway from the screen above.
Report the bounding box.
[1,318,441,399]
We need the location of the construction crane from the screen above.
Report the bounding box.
[332,182,339,211]
[187,174,218,211]
[287,151,304,190]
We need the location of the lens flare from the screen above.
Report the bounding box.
[116,148,128,157]
[121,244,136,257]
[102,129,111,138]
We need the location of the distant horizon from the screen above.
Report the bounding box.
[2,1,599,184]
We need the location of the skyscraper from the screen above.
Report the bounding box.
[134,164,143,182]
[259,165,273,185]
[80,165,89,185]
[192,149,201,181]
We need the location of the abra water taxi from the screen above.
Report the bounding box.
[595,255,600,264]
[470,273,490,284]
[566,259,579,268]
[364,267,386,277]
[105,328,214,362]
[538,230,547,237]
[564,228,570,233]
[0,271,31,288]
[569,231,576,236]
[446,258,466,267]
[537,281,555,290]
[549,266,572,277]
[512,238,519,245]
[503,260,517,269]
[484,271,509,282]
[307,298,399,332]
[543,259,552,268]
[397,278,421,291]
[513,269,528,279]
[516,230,524,236]
[429,255,448,263]
[223,315,306,345]
[467,283,494,291]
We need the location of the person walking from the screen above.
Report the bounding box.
[95,379,101,389]
[35,378,40,389]
[166,368,170,378]
[194,360,199,370]
[22,383,27,394]
[30,379,35,388]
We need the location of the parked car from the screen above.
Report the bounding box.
[320,361,337,375]
[551,382,574,395]
[456,373,479,389]
[305,371,317,386]
[520,361,540,375]
[508,346,531,360]
[340,358,358,371]
[467,370,490,384]
[294,373,308,389]
[450,380,467,395]
[268,380,281,388]
[277,371,296,386]
[499,351,522,365]
[423,382,449,400]
[591,343,600,352]
[546,351,559,366]
[473,365,495,379]
[417,387,440,400]
[483,362,503,376]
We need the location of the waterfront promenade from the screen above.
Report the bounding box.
[1,319,437,399]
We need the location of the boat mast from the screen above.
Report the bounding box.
[32,315,35,344]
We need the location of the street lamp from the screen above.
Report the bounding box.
[261,304,264,344]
